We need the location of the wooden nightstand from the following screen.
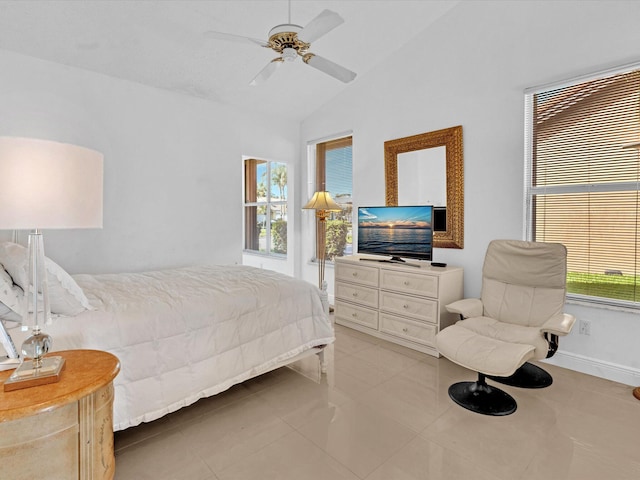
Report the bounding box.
[0,350,120,480]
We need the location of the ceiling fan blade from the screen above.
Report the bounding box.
[303,54,356,83]
[204,30,269,48]
[249,58,283,86]
[298,10,344,43]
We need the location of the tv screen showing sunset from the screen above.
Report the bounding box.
[357,206,433,260]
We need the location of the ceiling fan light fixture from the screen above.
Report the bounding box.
[282,47,297,62]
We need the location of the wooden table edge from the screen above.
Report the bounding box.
[0,349,120,422]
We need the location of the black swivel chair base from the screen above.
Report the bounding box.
[487,361,553,389]
[448,373,517,416]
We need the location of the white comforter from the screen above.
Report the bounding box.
[38,265,334,431]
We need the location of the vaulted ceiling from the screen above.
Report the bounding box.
[0,1,457,121]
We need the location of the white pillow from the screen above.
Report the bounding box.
[0,242,91,316]
[0,265,23,321]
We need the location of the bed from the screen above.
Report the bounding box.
[0,242,334,431]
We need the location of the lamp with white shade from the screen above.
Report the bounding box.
[0,137,103,389]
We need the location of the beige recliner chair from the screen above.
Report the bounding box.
[435,240,576,416]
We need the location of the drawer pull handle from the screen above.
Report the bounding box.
[404,281,409,286]
[352,313,358,318]
[352,292,358,297]
[402,327,408,333]
[403,304,409,309]
[352,272,358,277]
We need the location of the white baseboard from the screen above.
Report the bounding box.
[544,351,640,387]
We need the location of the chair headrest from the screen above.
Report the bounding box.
[483,240,567,289]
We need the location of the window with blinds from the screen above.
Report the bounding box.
[525,65,640,307]
[313,136,353,259]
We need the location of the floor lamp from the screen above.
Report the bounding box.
[303,191,341,306]
[0,137,103,389]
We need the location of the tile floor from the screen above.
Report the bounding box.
[114,324,640,480]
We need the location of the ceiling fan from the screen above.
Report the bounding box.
[205,4,357,86]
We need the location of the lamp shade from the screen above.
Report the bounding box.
[0,137,103,229]
[303,191,342,211]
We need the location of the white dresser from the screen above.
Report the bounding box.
[334,255,464,357]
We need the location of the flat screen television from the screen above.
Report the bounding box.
[357,205,433,263]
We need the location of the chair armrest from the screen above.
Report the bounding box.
[446,298,483,319]
[540,313,576,336]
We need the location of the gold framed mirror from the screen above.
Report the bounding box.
[384,125,464,249]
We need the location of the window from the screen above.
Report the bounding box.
[313,136,353,259]
[244,158,287,256]
[525,65,640,308]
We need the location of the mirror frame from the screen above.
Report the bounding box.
[384,125,464,249]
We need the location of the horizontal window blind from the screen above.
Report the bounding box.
[526,66,640,307]
[316,136,352,197]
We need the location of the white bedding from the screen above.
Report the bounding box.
[35,265,334,431]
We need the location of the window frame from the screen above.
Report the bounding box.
[243,157,288,258]
[524,62,640,310]
[307,133,353,262]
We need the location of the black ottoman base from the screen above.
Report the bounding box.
[448,373,517,416]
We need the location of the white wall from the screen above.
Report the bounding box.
[299,0,640,386]
[0,49,299,274]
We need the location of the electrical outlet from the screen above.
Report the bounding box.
[579,319,591,335]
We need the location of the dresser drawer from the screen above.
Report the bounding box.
[335,282,378,309]
[380,313,437,347]
[335,301,379,330]
[335,262,379,288]
[380,269,438,297]
[379,290,438,323]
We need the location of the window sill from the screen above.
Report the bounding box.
[307,254,355,267]
[242,250,287,261]
[566,296,640,314]
[307,259,336,267]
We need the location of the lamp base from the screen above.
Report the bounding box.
[3,356,65,392]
